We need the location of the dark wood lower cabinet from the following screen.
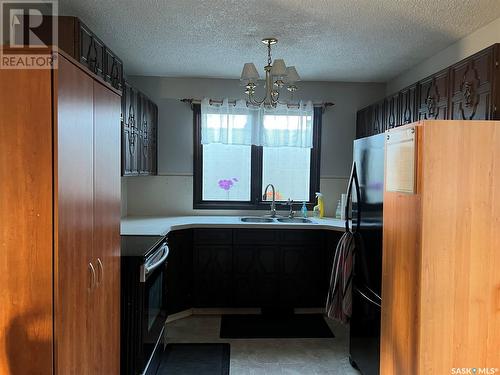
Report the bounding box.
[194,244,233,307]
[233,245,280,307]
[165,228,340,311]
[166,230,193,314]
[281,245,326,307]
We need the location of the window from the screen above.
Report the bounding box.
[193,101,321,209]
[262,146,311,202]
[202,143,252,201]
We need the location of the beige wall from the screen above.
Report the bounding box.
[122,77,385,217]
[387,16,500,94]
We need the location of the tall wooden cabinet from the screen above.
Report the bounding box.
[381,121,500,374]
[1,50,121,374]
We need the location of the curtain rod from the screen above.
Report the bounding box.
[180,98,334,111]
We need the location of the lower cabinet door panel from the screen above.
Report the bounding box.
[233,246,280,307]
[166,230,193,314]
[280,246,325,307]
[193,245,233,307]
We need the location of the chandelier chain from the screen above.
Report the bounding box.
[267,42,272,66]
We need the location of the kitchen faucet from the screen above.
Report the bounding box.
[263,184,277,217]
[285,198,295,218]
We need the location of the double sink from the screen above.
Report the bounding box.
[240,217,313,224]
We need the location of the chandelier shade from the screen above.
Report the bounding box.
[270,59,287,77]
[240,62,260,83]
[284,66,300,83]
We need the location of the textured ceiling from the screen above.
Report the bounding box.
[59,0,500,82]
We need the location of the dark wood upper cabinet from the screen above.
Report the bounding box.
[79,22,105,77]
[104,47,124,91]
[399,84,417,126]
[417,69,449,120]
[151,102,158,174]
[449,46,495,120]
[45,16,124,91]
[356,44,500,139]
[496,45,500,120]
[356,106,371,139]
[24,15,123,90]
[122,82,158,176]
[371,100,385,134]
[122,82,140,175]
[384,93,399,130]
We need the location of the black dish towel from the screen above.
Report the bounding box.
[156,343,230,375]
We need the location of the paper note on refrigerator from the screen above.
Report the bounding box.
[385,127,416,194]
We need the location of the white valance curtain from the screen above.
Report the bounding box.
[201,98,314,148]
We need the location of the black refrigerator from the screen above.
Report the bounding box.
[348,133,384,375]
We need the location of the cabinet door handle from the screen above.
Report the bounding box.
[96,258,103,286]
[88,263,96,291]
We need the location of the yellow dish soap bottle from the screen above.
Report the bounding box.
[313,192,325,218]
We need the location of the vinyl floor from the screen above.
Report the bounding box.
[166,314,361,375]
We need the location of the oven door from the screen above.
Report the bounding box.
[141,243,168,375]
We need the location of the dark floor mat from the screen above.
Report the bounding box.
[156,343,230,375]
[220,314,334,339]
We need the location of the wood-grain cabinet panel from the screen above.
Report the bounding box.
[0,68,54,375]
[92,80,121,375]
[56,56,95,375]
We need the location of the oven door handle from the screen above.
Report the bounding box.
[141,244,169,282]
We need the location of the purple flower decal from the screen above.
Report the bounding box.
[218,178,238,191]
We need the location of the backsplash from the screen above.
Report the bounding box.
[122,175,348,218]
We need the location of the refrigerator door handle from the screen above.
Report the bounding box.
[346,162,362,232]
[365,286,382,302]
[355,287,381,308]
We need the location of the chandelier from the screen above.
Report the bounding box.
[240,37,301,108]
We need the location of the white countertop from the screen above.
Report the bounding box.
[120,215,348,236]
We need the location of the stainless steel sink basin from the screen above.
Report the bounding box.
[240,217,275,223]
[276,217,313,223]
